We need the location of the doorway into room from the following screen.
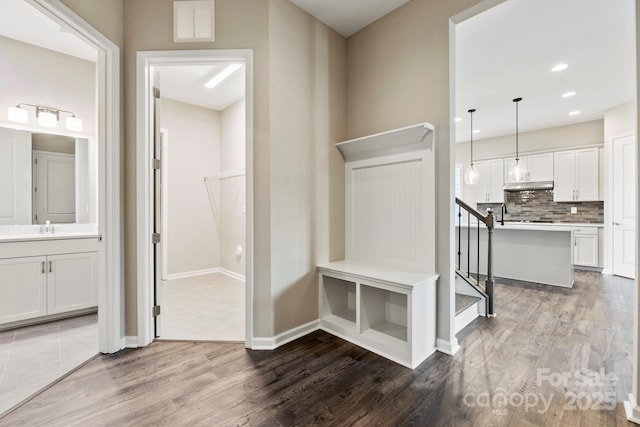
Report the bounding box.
[136,50,254,347]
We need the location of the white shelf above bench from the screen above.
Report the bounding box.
[319,122,438,369]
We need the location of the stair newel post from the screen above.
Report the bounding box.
[485,209,496,317]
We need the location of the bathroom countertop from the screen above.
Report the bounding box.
[0,233,101,243]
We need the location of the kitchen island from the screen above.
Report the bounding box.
[456,222,574,287]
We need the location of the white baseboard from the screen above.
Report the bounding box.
[437,337,461,356]
[625,394,640,424]
[165,267,245,281]
[252,320,320,350]
[125,336,139,348]
[219,268,245,281]
[165,268,220,280]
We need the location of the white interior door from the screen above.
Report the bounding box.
[613,134,636,278]
[33,150,76,224]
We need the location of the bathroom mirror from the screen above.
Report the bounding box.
[0,127,96,226]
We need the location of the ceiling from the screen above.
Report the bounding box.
[290,0,411,37]
[2,0,633,131]
[0,0,96,62]
[156,64,245,112]
[454,0,636,143]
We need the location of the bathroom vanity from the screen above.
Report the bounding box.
[0,126,100,329]
[0,229,99,328]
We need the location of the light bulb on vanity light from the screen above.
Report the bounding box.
[38,110,57,128]
[8,106,28,123]
[66,116,83,131]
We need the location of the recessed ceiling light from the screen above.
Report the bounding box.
[473,129,481,134]
[562,91,576,98]
[455,117,462,122]
[552,63,568,72]
[569,110,581,116]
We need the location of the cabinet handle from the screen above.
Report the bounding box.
[49,261,52,273]
[41,261,45,274]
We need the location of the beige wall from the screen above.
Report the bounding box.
[123,0,271,336]
[605,101,636,140]
[0,36,96,137]
[346,0,485,346]
[220,98,246,276]
[268,0,346,334]
[455,119,605,165]
[161,98,221,275]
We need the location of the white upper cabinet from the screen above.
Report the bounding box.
[527,153,554,182]
[504,153,553,183]
[553,148,599,202]
[474,159,504,204]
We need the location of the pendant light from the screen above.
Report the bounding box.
[508,97,527,182]
[464,108,479,185]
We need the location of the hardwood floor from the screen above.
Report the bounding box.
[1,271,635,426]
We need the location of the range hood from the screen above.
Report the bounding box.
[503,180,554,191]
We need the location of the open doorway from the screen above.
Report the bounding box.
[155,63,247,341]
[136,50,254,348]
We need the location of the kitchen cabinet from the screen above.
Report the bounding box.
[474,159,504,203]
[0,237,99,326]
[504,153,554,183]
[553,148,599,201]
[573,227,598,267]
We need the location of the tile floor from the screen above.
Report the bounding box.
[0,313,98,416]
[159,272,245,342]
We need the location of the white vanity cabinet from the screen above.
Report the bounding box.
[0,237,99,327]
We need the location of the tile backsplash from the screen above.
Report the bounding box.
[477,189,604,223]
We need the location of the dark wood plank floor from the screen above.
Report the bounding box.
[0,271,635,426]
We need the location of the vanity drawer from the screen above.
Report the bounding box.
[0,237,99,259]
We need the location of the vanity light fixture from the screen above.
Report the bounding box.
[204,63,242,89]
[464,108,479,185]
[7,103,82,131]
[508,97,527,182]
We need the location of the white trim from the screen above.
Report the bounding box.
[625,394,640,424]
[163,267,246,281]
[455,302,480,334]
[165,268,220,280]
[252,320,320,350]
[125,336,139,348]
[219,268,245,281]
[28,0,122,354]
[436,338,461,356]
[137,50,254,350]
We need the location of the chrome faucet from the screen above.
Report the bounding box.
[500,204,508,226]
[40,220,54,234]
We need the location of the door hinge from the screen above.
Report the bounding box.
[153,87,160,99]
[153,158,161,170]
[152,233,160,244]
[34,186,37,193]
[152,305,161,317]
[34,158,37,165]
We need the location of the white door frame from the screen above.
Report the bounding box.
[136,50,254,348]
[28,0,123,353]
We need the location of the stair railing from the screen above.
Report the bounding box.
[455,197,496,317]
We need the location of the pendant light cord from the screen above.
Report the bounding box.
[513,98,522,161]
[468,108,475,166]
